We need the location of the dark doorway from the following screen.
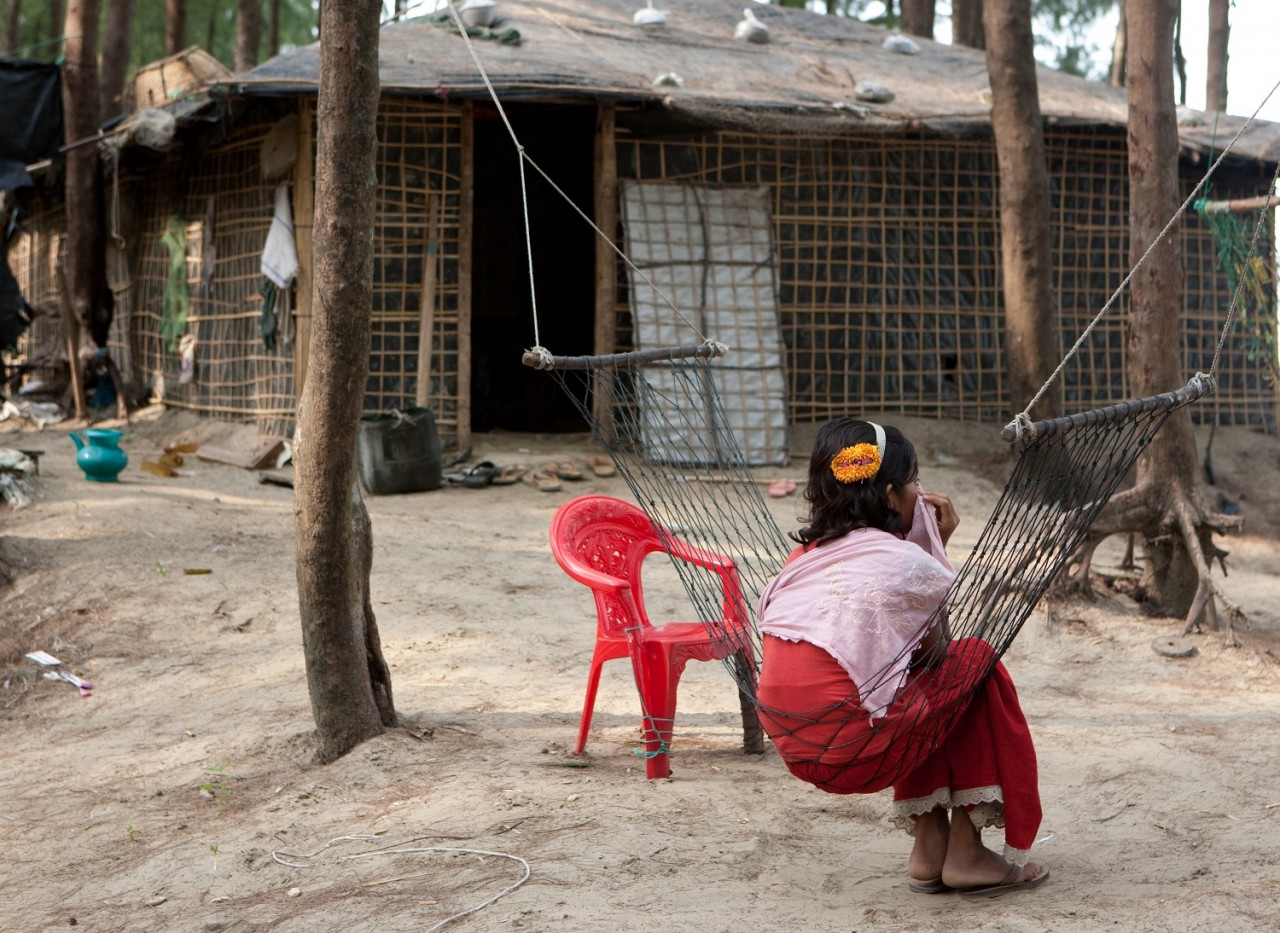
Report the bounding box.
[470,102,597,433]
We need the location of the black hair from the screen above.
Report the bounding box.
[792,418,918,547]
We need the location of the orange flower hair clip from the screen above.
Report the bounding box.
[831,444,880,483]
[830,422,886,484]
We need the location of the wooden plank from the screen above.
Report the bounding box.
[291,99,315,402]
[415,192,440,408]
[457,100,475,453]
[1199,193,1280,214]
[592,102,618,439]
[196,439,286,470]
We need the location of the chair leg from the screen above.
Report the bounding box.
[634,647,681,780]
[574,657,607,756]
[732,649,765,755]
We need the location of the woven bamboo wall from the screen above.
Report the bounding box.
[614,123,1276,430]
[124,116,296,436]
[6,197,67,384]
[364,99,466,441]
[115,99,465,440]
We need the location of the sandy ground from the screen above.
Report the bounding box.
[2,405,1279,933]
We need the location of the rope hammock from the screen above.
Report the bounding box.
[443,1,1280,787]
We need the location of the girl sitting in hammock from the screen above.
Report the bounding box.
[756,418,1049,898]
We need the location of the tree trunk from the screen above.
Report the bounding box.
[294,0,393,763]
[235,0,262,71]
[983,0,1060,419]
[952,0,985,50]
[1127,0,1192,603]
[62,0,113,351]
[165,0,185,55]
[901,0,935,39]
[4,0,20,56]
[1205,0,1230,112]
[100,0,135,120]
[1124,0,1237,630]
[1110,0,1126,88]
[269,0,281,57]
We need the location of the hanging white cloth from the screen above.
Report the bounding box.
[261,183,298,288]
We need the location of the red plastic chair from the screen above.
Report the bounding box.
[550,494,762,779]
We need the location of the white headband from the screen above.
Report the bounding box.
[867,421,886,460]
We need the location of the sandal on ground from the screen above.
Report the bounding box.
[956,863,1049,899]
[767,477,797,498]
[549,460,584,481]
[462,461,498,488]
[525,470,563,492]
[908,876,953,895]
[491,466,528,486]
[587,454,616,478]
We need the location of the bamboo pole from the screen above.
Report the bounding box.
[56,262,86,420]
[292,99,315,401]
[592,102,618,437]
[457,101,474,452]
[1198,193,1280,214]
[414,192,440,408]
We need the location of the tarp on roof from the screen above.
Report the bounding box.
[227,0,1280,162]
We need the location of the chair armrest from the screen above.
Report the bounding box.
[659,531,736,574]
[551,553,630,595]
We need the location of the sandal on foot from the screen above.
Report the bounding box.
[957,864,1049,899]
[587,454,616,478]
[908,877,953,895]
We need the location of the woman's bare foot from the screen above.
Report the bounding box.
[907,806,949,885]
[939,807,1048,892]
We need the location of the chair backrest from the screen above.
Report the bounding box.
[550,495,667,638]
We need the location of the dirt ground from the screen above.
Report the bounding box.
[2,404,1279,933]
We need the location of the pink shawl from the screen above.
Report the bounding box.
[758,495,956,717]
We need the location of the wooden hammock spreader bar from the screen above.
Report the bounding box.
[1001,374,1215,445]
[521,344,728,371]
[1197,193,1280,214]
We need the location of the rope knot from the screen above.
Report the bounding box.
[1190,371,1218,396]
[701,339,730,359]
[524,345,555,370]
[1008,412,1037,444]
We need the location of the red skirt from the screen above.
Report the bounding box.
[757,635,1042,852]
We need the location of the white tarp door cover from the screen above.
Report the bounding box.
[620,182,789,467]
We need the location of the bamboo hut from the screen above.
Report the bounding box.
[9,0,1280,448]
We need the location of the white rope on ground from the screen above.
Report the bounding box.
[441,0,710,348]
[1018,73,1280,423]
[271,834,532,932]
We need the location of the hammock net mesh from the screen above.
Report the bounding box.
[539,347,1207,791]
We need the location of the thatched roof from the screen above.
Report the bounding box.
[229,0,1280,162]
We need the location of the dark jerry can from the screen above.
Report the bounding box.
[356,408,444,495]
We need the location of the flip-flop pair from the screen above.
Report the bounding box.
[548,461,584,481]
[767,477,797,498]
[525,470,563,492]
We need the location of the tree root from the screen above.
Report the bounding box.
[1060,479,1246,646]
[1173,495,1247,645]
